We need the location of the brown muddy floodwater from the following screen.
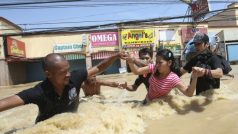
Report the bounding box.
[1,65,238,134]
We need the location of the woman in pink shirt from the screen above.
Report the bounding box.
[124,49,200,104]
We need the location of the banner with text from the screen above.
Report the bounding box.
[7,37,26,58]
[90,32,118,47]
[53,43,86,53]
[121,29,154,47]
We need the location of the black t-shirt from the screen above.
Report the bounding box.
[133,73,151,91]
[17,69,87,123]
[183,52,222,95]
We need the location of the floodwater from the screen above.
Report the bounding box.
[0,65,238,134]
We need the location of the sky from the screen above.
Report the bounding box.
[0,0,236,31]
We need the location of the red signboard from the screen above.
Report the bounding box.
[90,32,118,47]
[7,37,26,57]
[181,28,207,44]
[191,0,209,21]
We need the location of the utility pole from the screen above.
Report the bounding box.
[180,0,193,5]
[180,0,193,22]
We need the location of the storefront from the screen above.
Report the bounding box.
[155,29,183,66]
[91,51,120,74]
[53,43,87,71]
[89,31,120,74]
[4,37,27,84]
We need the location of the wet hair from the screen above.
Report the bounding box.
[139,48,153,58]
[42,53,66,71]
[155,49,181,77]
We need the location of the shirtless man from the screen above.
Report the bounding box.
[81,75,122,96]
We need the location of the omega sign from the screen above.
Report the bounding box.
[90,32,118,47]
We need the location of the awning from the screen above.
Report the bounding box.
[91,51,117,60]
[63,53,85,60]
[5,56,42,62]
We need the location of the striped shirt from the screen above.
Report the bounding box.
[147,64,181,100]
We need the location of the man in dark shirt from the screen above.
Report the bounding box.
[180,32,223,95]
[0,52,127,123]
[122,48,153,91]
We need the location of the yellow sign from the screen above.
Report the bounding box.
[121,29,154,46]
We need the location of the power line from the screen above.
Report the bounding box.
[0,0,88,7]
[0,3,185,10]
[1,3,238,33]
[0,0,236,8]
[21,4,155,24]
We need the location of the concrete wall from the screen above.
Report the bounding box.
[0,60,10,86]
[21,33,88,58]
[0,60,26,86]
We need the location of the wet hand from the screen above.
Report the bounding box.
[119,82,128,89]
[192,67,205,77]
[126,57,135,64]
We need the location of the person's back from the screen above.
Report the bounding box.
[82,76,101,96]
[81,75,122,97]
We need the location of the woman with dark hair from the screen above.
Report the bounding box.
[123,49,200,104]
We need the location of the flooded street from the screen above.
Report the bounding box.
[1,65,238,134]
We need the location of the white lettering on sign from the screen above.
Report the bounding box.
[91,34,117,42]
[53,44,85,53]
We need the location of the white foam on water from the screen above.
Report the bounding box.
[15,101,145,134]
[1,81,238,134]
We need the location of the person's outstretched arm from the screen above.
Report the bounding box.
[87,52,127,77]
[0,95,24,112]
[175,67,199,97]
[133,58,148,67]
[127,57,150,75]
[97,79,120,88]
[120,82,138,91]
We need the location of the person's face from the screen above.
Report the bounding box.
[155,55,171,73]
[194,42,207,52]
[139,53,152,64]
[47,60,71,86]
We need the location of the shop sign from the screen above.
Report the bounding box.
[53,43,85,53]
[191,0,209,21]
[91,32,118,47]
[121,29,154,47]
[7,37,26,57]
[181,28,207,44]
